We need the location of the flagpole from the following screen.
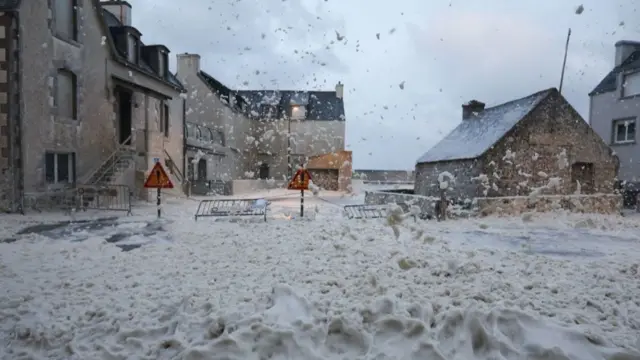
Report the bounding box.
[559,28,571,94]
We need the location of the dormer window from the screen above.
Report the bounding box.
[622,71,640,97]
[127,33,139,63]
[158,51,168,78]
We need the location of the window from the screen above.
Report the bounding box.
[195,126,203,139]
[212,130,225,146]
[55,69,77,120]
[45,152,76,185]
[127,34,139,63]
[290,105,307,120]
[162,103,169,137]
[200,127,213,142]
[158,52,168,78]
[613,119,636,144]
[622,72,640,97]
[54,0,78,41]
[186,123,197,138]
[187,157,195,180]
[260,104,277,119]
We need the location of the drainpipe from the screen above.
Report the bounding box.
[12,10,24,214]
[182,98,186,177]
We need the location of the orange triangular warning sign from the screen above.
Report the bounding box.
[287,168,312,190]
[144,162,174,189]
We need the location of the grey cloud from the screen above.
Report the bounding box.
[131,0,348,89]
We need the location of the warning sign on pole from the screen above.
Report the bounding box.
[287,168,312,217]
[144,162,174,218]
[144,162,174,189]
[287,168,311,191]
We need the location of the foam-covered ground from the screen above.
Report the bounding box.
[1,195,639,360]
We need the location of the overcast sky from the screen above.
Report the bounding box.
[132,0,639,170]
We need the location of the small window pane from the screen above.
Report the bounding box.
[45,153,55,183]
[58,153,70,183]
[616,123,626,142]
[628,121,636,141]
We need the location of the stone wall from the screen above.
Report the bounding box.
[414,158,482,202]
[231,179,287,195]
[307,150,352,191]
[475,194,622,216]
[480,91,618,197]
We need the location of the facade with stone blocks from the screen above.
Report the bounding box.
[415,88,619,203]
[0,0,185,212]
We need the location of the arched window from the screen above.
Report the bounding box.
[56,68,77,120]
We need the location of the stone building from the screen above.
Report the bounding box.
[238,86,346,180]
[176,53,252,195]
[176,52,348,194]
[415,88,619,203]
[0,0,185,212]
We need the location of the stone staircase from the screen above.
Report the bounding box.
[83,141,136,186]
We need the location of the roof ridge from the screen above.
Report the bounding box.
[483,87,555,112]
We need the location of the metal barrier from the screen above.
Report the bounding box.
[75,184,133,215]
[343,204,388,219]
[343,202,419,221]
[194,198,268,221]
[23,189,77,213]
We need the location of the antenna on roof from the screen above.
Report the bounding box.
[559,28,572,94]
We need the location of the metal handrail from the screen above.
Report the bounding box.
[82,135,132,184]
[163,149,185,183]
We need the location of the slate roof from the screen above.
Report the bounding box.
[237,90,346,121]
[0,0,20,10]
[590,47,640,96]
[416,88,554,164]
[100,7,184,92]
[195,70,345,121]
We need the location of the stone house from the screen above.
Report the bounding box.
[0,0,185,212]
[176,52,348,194]
[415,88,618,203]
[589,40,639,188]
[238,86,346,181]
[176,53,252,195]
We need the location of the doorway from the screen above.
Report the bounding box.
[117,88,133,145]
[197,158,207,181]
[571,162,594,194]
[259,163,269,179]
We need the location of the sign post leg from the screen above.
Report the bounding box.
[300,171,304,217]
[156,171,161,218]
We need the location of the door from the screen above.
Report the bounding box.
[197,159,207,181]
[259,163,269,179]
[117,88,133,145]
[571,162,594,194]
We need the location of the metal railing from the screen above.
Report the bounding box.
[75,184,133,215]
[163,149,185,184]
[23,184,133,215]
[82,135,133,185]
[194,198,268,221]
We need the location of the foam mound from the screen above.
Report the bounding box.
[13,284,633,360]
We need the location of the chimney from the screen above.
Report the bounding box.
[335,81,344,99]
[177,53,201,76]
[614,40,640,66]
[101,1,132,26]
[462,100,485,120]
